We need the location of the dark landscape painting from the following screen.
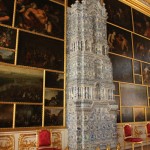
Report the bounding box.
[0,0,14,25]
[135,75,142,84]
[133,9,150,39]
[0,65,43,103]
[104,0,133,31]
[44,108,63,126]
[15,0,64,38]
[120,83,147,106]
[17,31,64,71]
[146,107,150,121]
[134,60,141,74]
[0,104,13,128]
[45,89,63,107]
[122,107,133,122]
[109,54,133,83]
[15,105,42,127]
[107,24,132,57]
[0,26,16,49]
[0,49,15,64]
[45,71,64,89]
[134,107,145,122]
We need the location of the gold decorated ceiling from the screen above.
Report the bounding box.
[120,0,150,16]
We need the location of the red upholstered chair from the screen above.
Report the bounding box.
[123,124,143,150]
[37,129,60,150]
[146,122,150,143]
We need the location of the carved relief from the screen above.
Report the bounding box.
[0,135,14,150]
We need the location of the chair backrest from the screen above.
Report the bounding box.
[38,129,51,147]
[123,124,132,138]
[146,122,150,135]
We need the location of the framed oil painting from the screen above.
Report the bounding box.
[134,107,145,122]
[134,60,141,74]
[109,54,133,83]
[133,34,150,63]
[120,83,147,106]
[0,65,43,103]
[114,96,120,110]
[15,0,64,39]
[134,75,142,84]
[0,49,15,64]
[146,107,150,121]
[44,108,63,126]
[45,71,64,89]
[45,89,63,107]
[107,24,132,57]
[15,104,42,127]
[0,104,13,128]
[17,31,64,71]
[0,0,14,26]
[117,111,120,123]
[104,0,132,31]
[133,9,150,39]
[142,63,150,85]
[0,26,16,49]
[122,107,133,122]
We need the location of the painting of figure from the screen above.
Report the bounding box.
[45,89,63,107]
[104,0,133,31]
[45,71,64,89]
[134,60,141,74]
[107,24,132,57]
[17,31,64,71]
[15,0,64,38]
[133,34,150,63]
[0,104,13,128]
[44,108,63,126]
[134,107,145,122]
[133,9,150,38]
[0,65,43,103]
[15,105,42,127]
[0,0,14,25]
[0,26,16,49]
[142,63,150,85]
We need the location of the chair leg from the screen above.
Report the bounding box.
[132,143,134,150]
[141,143,143,150]
[124,142,126,150]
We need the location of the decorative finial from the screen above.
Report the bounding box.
[106,144,111,150]
[96,146,100,150]
[116,143,121,150]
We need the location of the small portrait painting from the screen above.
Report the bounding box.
[44,108,63,126]
[0,26,17,49]
[107,24,132,57]
[109,54,133,83]
[104,0,133,31]
[0,104,13,128]
[45,71,64,89]
[0,0,14,25]
[133,34,150,63]
[134,60,141,75]
[122,107,133,122]
[142,63,150,85]
[135,75,142,84]
[146,107,150,121]
[133,9,150,38]
[15,0,64,38]
[134,107,145,122]
[45,89,63,107]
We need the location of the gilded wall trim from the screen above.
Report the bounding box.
[120,0,150,16]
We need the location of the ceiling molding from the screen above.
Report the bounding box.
[119,0,150,16]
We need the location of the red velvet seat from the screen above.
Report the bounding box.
[123,124,143,150]
[37,129,60,150]
[146,122,150,143]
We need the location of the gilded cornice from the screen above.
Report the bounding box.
[119,0,150,16]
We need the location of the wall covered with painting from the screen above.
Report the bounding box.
[104,0,150,123]
[0,0,66,130]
